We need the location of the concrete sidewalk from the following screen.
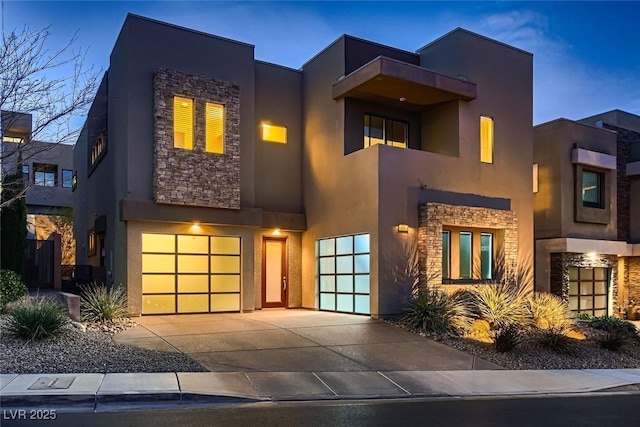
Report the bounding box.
[1,369,639,410]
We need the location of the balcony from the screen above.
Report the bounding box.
[333,56,477,111]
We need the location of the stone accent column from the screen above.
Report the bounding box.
[153,69,241,209]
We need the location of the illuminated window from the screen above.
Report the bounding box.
[582,170,603,208]
[3,136,24,143]
[480,116,493,163]
[174,96,193,150]
[206,103,224,153]
[568,267,608,316]
[533,164,539,193]
[89,130,107,170]
[364,114,407,148]
[442,231,450,279]
[87,228,96,256]
[262,124,287,144]
[33,163,57,187]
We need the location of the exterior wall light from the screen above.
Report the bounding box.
[586,251,598,262]
[190,222,202,233]
[397,224,409,233]
[272,228,282,236]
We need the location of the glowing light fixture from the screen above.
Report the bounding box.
[399,97,406,102]
[586,251,597,262]
[190,222,202,233]
[272,228,282,236]
[397,224,409,233]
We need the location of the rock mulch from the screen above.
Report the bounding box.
[0,316,207,374]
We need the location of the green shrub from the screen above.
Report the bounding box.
[539,328,577,355]
[575,312,592,321]
[597,331,627,351]
[588,316,637,338]
[492,323,523,352]
[527,293,574,330]
[0,270,27,311]
[401,288,470,335]
[80,283,128,321]
[469,284,528,329]
[7,296,68,341]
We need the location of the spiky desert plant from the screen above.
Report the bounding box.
[80,283,128,321]
[527,292,574,330]
[469,283,528,329]
[401,287,471,335]
[539,327,577,355]
[7,296,68,341]
[492,323,523,352]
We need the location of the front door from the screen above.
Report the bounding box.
[262,237,287,308]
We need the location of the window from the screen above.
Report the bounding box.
[33,163,57,187]
[364,114,407,148]
[480,116,493,163]
[582,170,603,208]
[87,229,96,256]
[533,164,539,193]
[442,231,450,279]
[3,136,24,143]
[262,124,287,144]
[206,103,224,153]
[317,234,370,315]
[62,169,73,188]
[22,165,29,183]
[72,171,77,191]
[568,267,608,316]
[90,131,107,167]
[174,96,193,150]
[481,233,493,280]
[459,232,472,279]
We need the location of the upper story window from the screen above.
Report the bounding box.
[364,114,407,148]
[533,164,539,193]
[205,102,224,153]
[174,96,194,150]
[89,130,107,172]
[261,123,287,144]
[3,136,24,143]
[582,170,604,208]
[480,116,494,163]
[22,165,29,183]
[62,169,73,188]
[33,163,57,187]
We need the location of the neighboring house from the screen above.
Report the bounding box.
[534,110,640,317]
[73,14,534,317]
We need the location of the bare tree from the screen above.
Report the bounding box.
[1,25,99,208]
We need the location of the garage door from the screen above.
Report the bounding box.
[568,267,609,317]
[141,233,241,314]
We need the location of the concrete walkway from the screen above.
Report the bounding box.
[113,309,501,371]
[2,369,639,410]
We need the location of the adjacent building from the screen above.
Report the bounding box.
[73,14,534,317]
[534,110,640,317]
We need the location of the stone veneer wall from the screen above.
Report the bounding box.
[624,257,640,304]
[549,252,618,314]
[153,69,240,209]
[417,202,518,287]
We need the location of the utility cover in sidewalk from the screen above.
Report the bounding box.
[28,377,76,390]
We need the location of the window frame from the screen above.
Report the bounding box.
[480,115,494,164]
[581,169,604,209]
[205,102,225,153]
[62,169,74,188]
[364,113,408,149]
[173,96,194,150]
[568,267,609,316]
[87,228,97,256]
[459,231,473,280]
[33,163,58,187]
[480,232,493,280]
[442,231,451,280]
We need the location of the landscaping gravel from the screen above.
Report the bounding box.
[0,316,207,374]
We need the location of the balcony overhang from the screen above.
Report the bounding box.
[332,56,477,110]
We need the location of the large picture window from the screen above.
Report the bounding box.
[442,228,496,283]
[364,114,407,148]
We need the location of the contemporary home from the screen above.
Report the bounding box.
[73,14,534,317]
[534,110,640,317]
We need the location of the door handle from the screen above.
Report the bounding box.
[282,276,287,291]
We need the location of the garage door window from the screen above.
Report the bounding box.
[317,234,370,315]
[142,233,241,314]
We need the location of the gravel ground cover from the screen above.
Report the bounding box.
[0,316,207,374]
[395,321,640,370]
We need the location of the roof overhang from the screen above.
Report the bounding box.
[332,56,477,110]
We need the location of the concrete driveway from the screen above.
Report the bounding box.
[114,309,502,372]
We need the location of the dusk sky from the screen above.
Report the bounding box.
[4,1,640,124]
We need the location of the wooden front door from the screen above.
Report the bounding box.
[262,237,287,308]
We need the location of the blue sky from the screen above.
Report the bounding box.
[4,1,640,124]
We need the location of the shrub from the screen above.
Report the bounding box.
[401,287,470,335]
[0,270,27,311]
[469,284,528,329]
[467,319,492,343]
[539,328,577,355]
[7,296,68,341]
[492,323,523,352]
[597,331,627,351]
[80,283,128,321]
[575,312,592,321]
[527,293,574,330]
[587,316,637,338]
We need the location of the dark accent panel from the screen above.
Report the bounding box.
[94,215,107,233]
[549,253,563,297]
[420,188,511,211]
[344,36,419,75]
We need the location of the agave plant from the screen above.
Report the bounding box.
[527,292,574,330]
[469,283,528,329]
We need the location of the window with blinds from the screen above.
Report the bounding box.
[480,116,494,163]
[174,96,193,150]
[206,103,225,154]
